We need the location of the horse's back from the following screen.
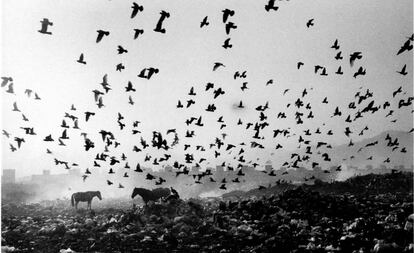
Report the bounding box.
[73,191,93,202]
[152,188,170,198]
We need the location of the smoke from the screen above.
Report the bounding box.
[199,190,223,198]
[335,164,357,181]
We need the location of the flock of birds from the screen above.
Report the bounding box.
[2,1,413,192]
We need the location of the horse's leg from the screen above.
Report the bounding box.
[88,200,91,210]
[75,201,78,210]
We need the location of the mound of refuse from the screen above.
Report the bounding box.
[2,173,413,252]
[223,172,413,199]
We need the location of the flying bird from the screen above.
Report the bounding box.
[117,45,128,54]
[349,52,362,67]
[38,18,53,35]
[222,9,235,23]
[397,64,407,75]
[200,16,209,28]
[131,2,144,18]
[265,0,279,12]
[222,38,232,49]
[331,39,340,50]
[133,29,144,39]
[397,39,412,55]
[77,53,86,64]
[213,62,225,71]
[96,30,110,43]
[12,102,20,112]
[306,19,314,28]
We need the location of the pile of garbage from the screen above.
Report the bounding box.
[2,174,413,252]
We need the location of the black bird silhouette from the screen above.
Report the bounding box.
[200,16,209,28]
[128,95,134,105]
[349,52,362,67]
[297,62,304,69]
[320,68,328,76]
[392,86,402,97]
[332,106,342,117]
[353,67,366,78]
[213,62,225,71]
[85,111,95,122]
[2,130,10,138]
[116,63,125,72]
[265,0,279,11]
[96,30,110,43]
[222,9,235,23]
[44,135,54,142]
[117,45,128,54]
[12,102,20,112]
[330,48,341,60]
[14,137,25,148]
[77,53,86,64]
[146,173,156,180]
[314,65,324,73]
[241,82,248,91]
[188,87,196,96]
[331,39,340,50]
[125,81,136,92]
[306,19,314,28]
[213,88,225,99]
[205,82,214,91]
[10,144,16,152]
[138,68,159,79]
[176,100,183,108]
[186,99,195,108]
[133,29,144,39]
[154,10,170,33]
[397,39,412,55]
[61,119,69,128]
[1,77,13,87]
[60,129,69,139]
[335,66,343,75]
[6,83,14,94]
[107,180,113,185]
[131,2,144,18]
[223,38,232,49]
[397,64,407,75]
[344,127,352,137]
[100,74,112,93]
[225,22,237,35]
[266,79,273,86]
[38,18,53,35]
[58,138,66,146]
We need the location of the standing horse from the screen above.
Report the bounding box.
[71,191,102,210]
[131,187,170,205]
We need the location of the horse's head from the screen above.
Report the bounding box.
[96,191,102,200]
[132,187,148,199]
[131,188,139,199]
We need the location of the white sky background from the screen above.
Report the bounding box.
[1,0,413,178]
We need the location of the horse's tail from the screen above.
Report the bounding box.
[71,194,75,206]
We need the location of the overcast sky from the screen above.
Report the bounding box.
[1,0,412,178]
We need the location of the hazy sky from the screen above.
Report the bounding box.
[1,0,413,179]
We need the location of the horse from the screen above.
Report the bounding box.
[71,191,102,210]
[131,187,170,205]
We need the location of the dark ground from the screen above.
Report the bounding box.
[2,172,413,253]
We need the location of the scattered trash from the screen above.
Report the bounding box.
[2,173,413,252]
